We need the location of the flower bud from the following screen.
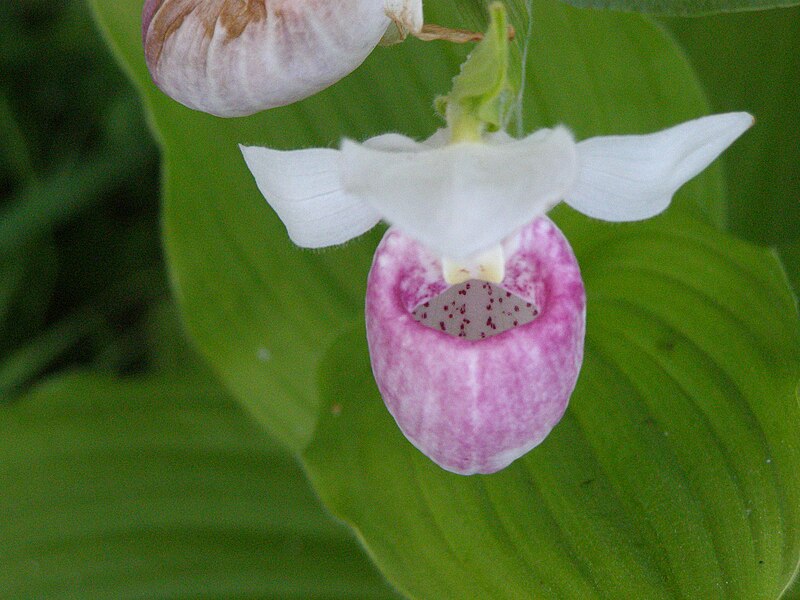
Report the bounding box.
[365,217,586,475]
[143,0,418,117]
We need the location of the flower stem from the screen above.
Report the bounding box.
[442,2,515,144]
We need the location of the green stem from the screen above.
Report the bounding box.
[442,2,514,143]
[449,110,485,143]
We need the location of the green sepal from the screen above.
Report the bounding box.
[443,2,518,141]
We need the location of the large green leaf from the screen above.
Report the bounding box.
[89,0,722,453]
[556,0,800,15]
[88,0,800,597]
[305,211,800,599]
[0,372,397,598]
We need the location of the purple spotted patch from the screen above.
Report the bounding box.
[412,281,538,340]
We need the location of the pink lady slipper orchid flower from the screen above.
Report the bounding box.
[142,0,480,117]
[240,5,752,474]
[241,112,752,474]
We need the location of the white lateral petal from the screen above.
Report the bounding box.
[240,144,380,248]
[565,112,753,221]
[340,127,578,259]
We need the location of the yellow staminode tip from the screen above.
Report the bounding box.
[442,245,505,285]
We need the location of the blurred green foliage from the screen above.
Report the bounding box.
[0,327,398,598]
[0,4,400,597]
[0,0,163,399]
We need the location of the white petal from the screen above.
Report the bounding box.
[564,112,753,221]
[340,127,578,259]
[240,145,380,248]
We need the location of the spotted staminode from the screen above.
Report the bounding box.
[411,281,539,341]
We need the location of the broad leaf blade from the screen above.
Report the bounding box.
[0,373,397,598]
[304,213,800,599]
[86,0,800,597]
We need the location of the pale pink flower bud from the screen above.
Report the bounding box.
[142,0,422,117]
